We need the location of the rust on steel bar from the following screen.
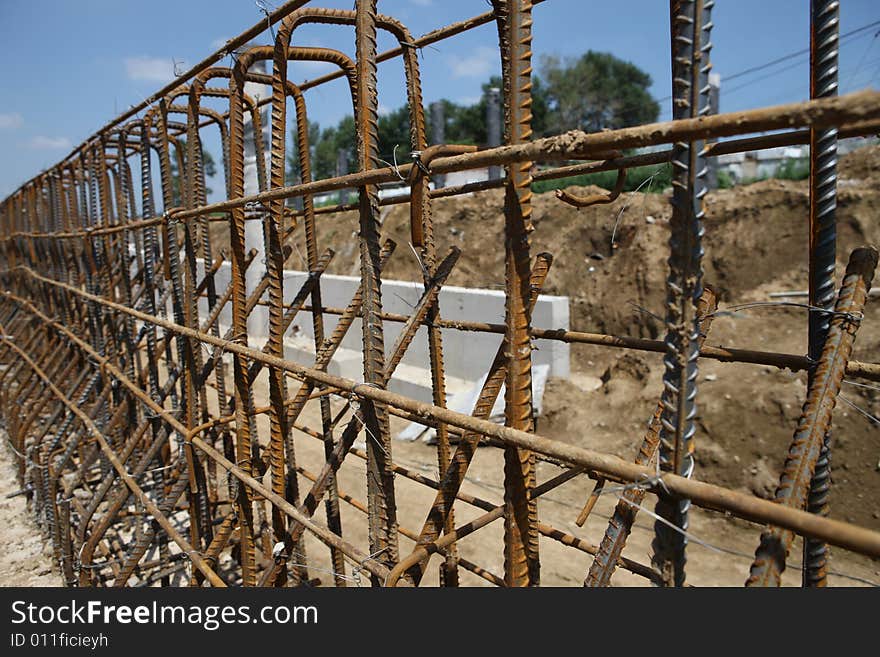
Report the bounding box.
[266,117,880,220]
[650,0,714,589]
[5,91,879,242]
[77,93,880,230]
[291,424,658,582]
[354,0,399,580]
[227,45,269,586]
[388,467,598,587]
[2,339,226,587]
[269,26,345,582]
[281,247,461,551]
[187,431,391,581]
[555,166,627,208]
[493,0,540,588]
[297,299,878,372]
[747,246,877,587]
[804,0,840,588]
[113,249,320,587]
[18,272,880,559]
[584,286,718,587]
[11,117,880,241]
[181,79,237,498]
[2,0,313,199]
[6,295,391,583]
[158,99,209,562]
[183,1,549,132]
[292,461,505,587]
[266,12,418,580]
[407,254,552,586]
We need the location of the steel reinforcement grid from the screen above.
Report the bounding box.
[1,0,879,588]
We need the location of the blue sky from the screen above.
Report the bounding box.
[1,0,878,200]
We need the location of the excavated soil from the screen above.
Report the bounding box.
[4,146,879,587]
[299,144,880,534]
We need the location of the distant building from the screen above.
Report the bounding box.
[717,146,807,182]
[716,135,878,184]
[441,167,490,190]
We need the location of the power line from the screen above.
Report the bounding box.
[844,28,880,90]
[725,57,810,96]
[654,18,880,107]
[725,40,880,104]
[724,18,880,83]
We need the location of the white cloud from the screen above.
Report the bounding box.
[447,46,498,79]
[125,56,175,82]
[0,113,23,129]
[29,136,72,150]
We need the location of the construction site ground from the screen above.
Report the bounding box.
[3,145,880,587]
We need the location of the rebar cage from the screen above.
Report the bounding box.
[1,0,879,587]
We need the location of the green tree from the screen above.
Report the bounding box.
[541,51,659,133]
[169,138,217,206]
[312,116,356,181]
[286,120,321,186]
[433,76,549,144]
[378,105,413,166]
[442,96,484,145]
[529,75,550,137]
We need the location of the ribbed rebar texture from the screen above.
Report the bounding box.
[355,0,399,583]
[650,0,713,588]
[493,0,540,588]
[585,287,717,587]
[748,246,877,587]
[804,0,840,589]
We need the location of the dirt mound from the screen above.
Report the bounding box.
[282,144,880,532]
[839,141,880,184]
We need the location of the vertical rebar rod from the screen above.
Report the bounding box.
[355,0,399,582]
[748,246,877,587]
[651,0,713,588]
[493,0,540,587]
[804,0,839,588]
[228,56,260,584]
[267,46,312,586]
[585,287,717,587]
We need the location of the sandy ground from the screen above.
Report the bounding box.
[0,430,62,586]
[197,143,880,585]
[225,371,880,587]
[2,397,877,586]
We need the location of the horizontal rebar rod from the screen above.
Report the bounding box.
[5,91,878,240]
[294,303,880,382]
[3,0,877,590]
[8,272,880,559]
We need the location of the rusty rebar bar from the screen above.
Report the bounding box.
[747,246,877,587]
[4,0,880,591]
[804,0,840,588]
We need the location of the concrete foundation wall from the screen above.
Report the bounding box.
[196,260,569,402]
